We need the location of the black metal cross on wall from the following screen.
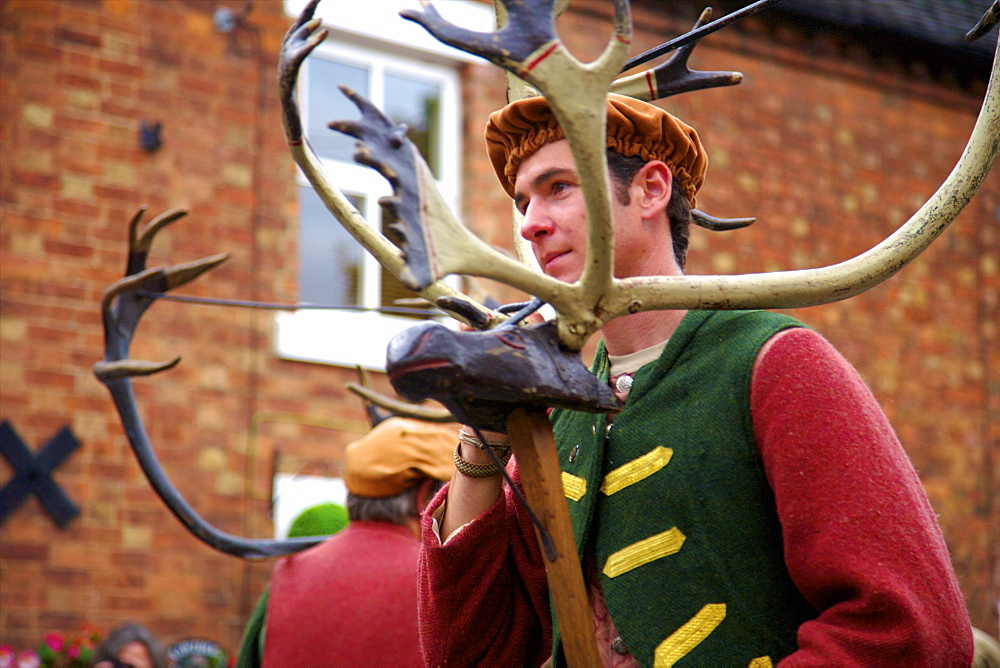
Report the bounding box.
[0,420,81,528]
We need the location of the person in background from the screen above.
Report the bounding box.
[237,417,457,667]
[91,622,167,668]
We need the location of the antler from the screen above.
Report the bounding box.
[278,0,499,328]
[94,208,327,559]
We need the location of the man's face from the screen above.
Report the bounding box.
[514,140,654,283]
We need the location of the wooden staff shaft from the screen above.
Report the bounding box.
[506,407,600,667]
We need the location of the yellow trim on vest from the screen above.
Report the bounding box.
[602,527,686,578]
[561,471,587,501]
[748,657,773,667]
[600,446,673,496]
[653,603,727,667]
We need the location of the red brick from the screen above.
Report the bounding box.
[55,26,101,49]
[1,543,50,560]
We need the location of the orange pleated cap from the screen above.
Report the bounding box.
[485,93,707,208]
[342,417,459,498]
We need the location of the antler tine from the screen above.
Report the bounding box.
[125,207,188,276]
[611,8,743,101]
[691,209,755,231]
[350,365,391,426]
[345,381,456,423]
[401,0,559,73]
[100,206,231,370]
[96,258,229,380]
[278,0,326,145]
[278,5,412,289]
[966,0,999,42]
[613,7,756,236]
[277,1,497,328]
[621,0,784,72]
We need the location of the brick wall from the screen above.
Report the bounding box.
[1,0,996,654]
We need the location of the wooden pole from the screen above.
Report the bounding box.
[506,407,601,667]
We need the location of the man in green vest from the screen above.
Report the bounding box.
[417,94,973,666]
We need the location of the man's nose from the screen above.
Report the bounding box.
[519,205,555,241]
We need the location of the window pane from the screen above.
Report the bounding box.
[299,185,365,307]
[379,266,435,319]
[307,58,369,162]
[383,73,441,177]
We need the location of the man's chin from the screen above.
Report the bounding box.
[541,257,581,283]
[544,269,579,283]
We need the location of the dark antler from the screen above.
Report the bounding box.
[621,0,784,71]
[966,1,999,42]
[612,8,743,100]
[94,208,325,559]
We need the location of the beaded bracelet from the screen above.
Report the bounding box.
[458,431,511,453]
[453,443,512,478]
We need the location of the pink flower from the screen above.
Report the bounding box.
[0,645,14,668]
[44,634,63,652]
[66,645,81,659]
[16,650,39,668]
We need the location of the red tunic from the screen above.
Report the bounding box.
[418,328,973,666]
[265,521,424,667]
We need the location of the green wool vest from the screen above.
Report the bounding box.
[549,310,816,667]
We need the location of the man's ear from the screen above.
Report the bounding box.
[636,160,672,220]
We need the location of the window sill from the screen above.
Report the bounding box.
[274,308,455,371]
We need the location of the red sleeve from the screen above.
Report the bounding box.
[751,328,972,666]
[417,463,552,667]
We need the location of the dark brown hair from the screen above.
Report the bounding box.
[606,149,692,269]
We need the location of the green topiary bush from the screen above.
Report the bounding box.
[287,502,350,538]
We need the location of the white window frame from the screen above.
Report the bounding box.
[276,0,493,370]
[272,473,347,539]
